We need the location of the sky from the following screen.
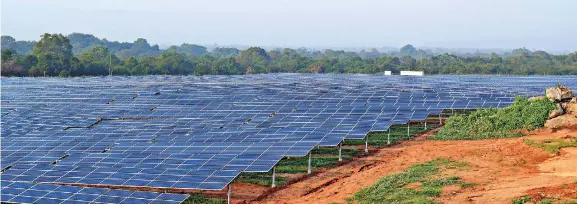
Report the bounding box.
[1,0,577,52]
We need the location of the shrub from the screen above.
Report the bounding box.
[432,97,556,140]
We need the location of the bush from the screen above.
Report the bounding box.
[432,97,556,140]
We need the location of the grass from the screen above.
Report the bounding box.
[181,194,225,204]
[432,97,556,140]
[235,172,289,186]
[537,199,553,204]
[459,182,478,188]
[343,123,440,147]
[512,196,532,204]
[524,138,577,154]
[348,158,468,204]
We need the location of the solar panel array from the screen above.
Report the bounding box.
[2,74,576,200]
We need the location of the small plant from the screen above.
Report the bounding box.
[536,199,553,204]
[511,196,531,204]
[460,182,478,188]
[344,197,354,204]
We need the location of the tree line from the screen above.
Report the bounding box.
[2,33,577,77]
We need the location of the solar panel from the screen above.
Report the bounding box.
[2,74,575,200]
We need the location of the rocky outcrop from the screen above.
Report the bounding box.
[549,104,565,119]
[546,85,574,102]
[543,86,577,129]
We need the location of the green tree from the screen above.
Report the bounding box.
[212,47,240,57]
[400,44,417,56]
[167,43,208,56]
[156,50,193,75]
[237,47,269,74]
[78,46,119,76]
[30,33,75,76]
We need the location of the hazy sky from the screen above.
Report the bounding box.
[2,0,576,51]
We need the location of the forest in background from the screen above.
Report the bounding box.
[2,33,577,77]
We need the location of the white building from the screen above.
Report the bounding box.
[400,71,424,76]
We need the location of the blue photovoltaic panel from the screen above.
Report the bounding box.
[1,74,576,197]
[0,181,188,204]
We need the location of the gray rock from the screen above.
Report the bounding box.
[546,85,574,102]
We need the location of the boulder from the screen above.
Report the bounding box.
[562,98,577,116]
[549,104,565,119]
[545,115,577,129]
[545,85,574,102]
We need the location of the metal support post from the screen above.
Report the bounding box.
[364,135,369,153]
[407,123,410,138]
[227,184,231,204]
[271,166,276,188]
[439,113,442,125]
[338,142,342,162]
[387,128,391,145]
[424,120,427,130]
[307,151,312,174]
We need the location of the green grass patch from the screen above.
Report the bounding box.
[459,182,478,188]
[536,199,553,204]
[344,124,440,147]
[348,158,469,204]
[432,97,556,140]
[275,147,360,173]
[524,138,577,154]
[181,193,225,204]
[511,196,532,204]
[235,172,288,186]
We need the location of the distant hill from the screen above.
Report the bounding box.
[3,32,573,58]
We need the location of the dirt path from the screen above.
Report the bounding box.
[250,129,577,204]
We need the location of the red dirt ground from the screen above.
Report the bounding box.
[190,127,577,203]
[525,183,577,202]
[207,128,576,204]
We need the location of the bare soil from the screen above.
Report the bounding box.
[207,128,574,204]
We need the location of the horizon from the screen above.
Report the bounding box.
[1,32,568,54]
[2,0,577,53]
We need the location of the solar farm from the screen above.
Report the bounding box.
[1,74,576,204]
